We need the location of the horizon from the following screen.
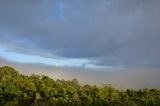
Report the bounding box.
[0,0,160,89]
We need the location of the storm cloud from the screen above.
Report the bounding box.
[0,0,160,68]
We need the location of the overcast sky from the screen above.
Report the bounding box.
[0,0,160,88]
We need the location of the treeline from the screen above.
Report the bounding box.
[0,66,160,106]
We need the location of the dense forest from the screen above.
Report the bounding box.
[0,66,160,106]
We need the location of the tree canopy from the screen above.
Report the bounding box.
[0,66,160,106]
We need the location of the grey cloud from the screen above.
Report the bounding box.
[0,57,160,89]
[0,0,160,68]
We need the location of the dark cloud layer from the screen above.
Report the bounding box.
[0,0,160,68]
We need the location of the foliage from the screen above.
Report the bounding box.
[0,66,160,106]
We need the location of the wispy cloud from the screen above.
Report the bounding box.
[0,57,160,89]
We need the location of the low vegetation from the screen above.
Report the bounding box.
[0,66,160,106]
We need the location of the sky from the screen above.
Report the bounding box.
[0,0,160,89]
